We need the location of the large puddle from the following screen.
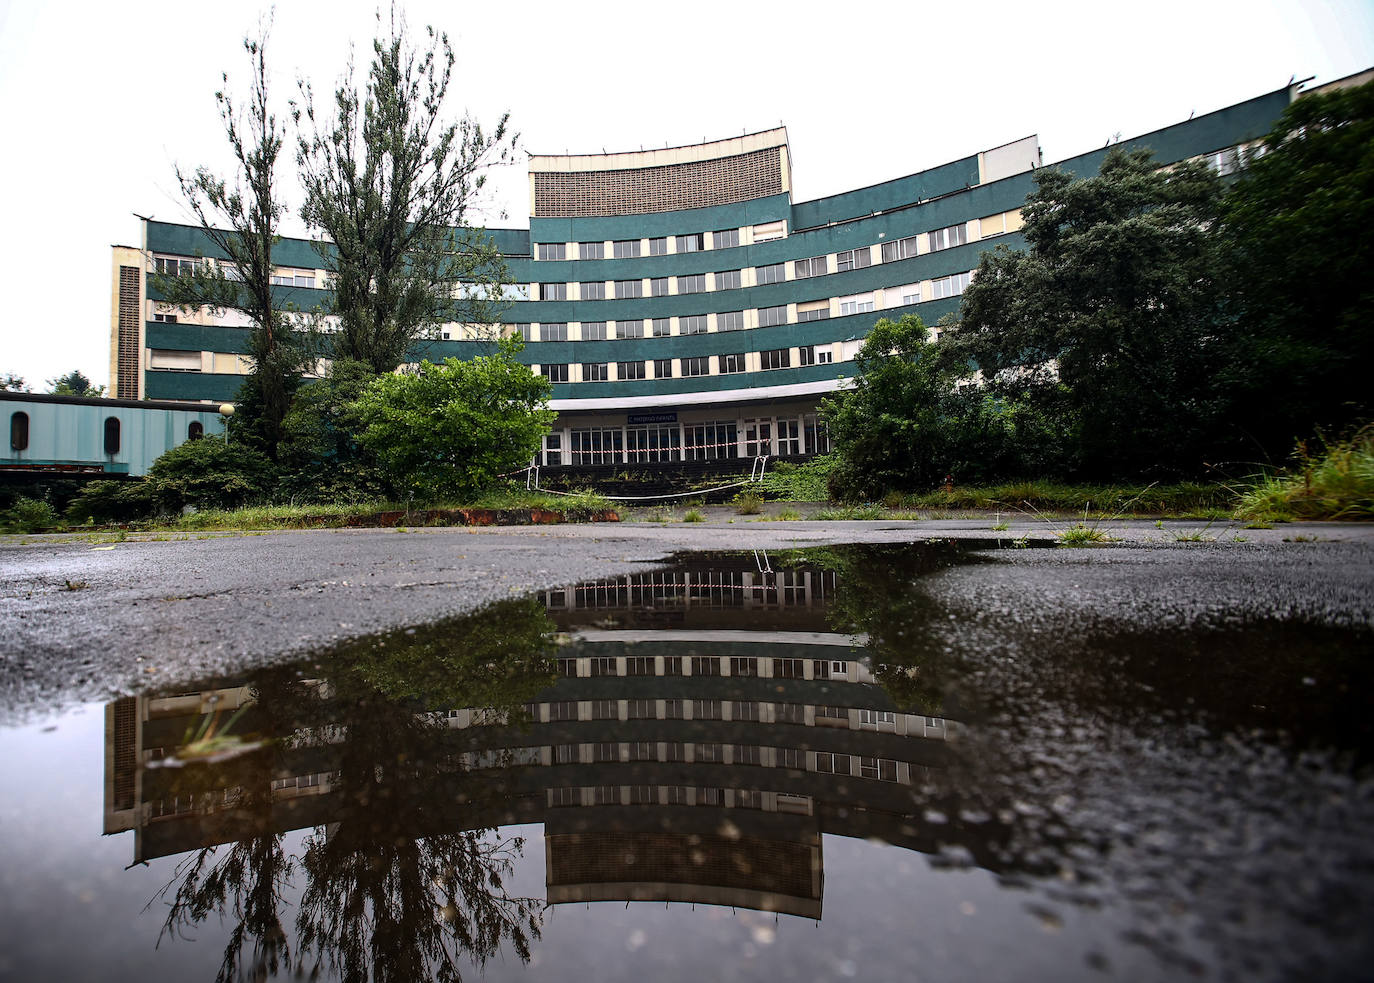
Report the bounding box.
[1,543,1371,981]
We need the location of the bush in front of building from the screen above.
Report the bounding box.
[145,438,280,512]
[64,480,159,524]
[0,497,58,532]
[277,359,393,503]
[351,342,555,502]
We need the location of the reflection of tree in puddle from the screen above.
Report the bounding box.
[147,598,556,982]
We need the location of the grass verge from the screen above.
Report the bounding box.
[1234,428,1374,521]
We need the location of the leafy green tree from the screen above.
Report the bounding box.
[156,26,313,459]
[278,359,391,501]
[351,340,553,501]
[47,370,104,397]
[945,146,1226,479]
[1217,79,1374,457]
[294,9,518,374]
[823,315,979,497]
[0,373,28,392]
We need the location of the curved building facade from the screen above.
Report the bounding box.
[112,82,1300,468]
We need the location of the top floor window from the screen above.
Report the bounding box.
[154,256,197,277]
[579,241,604,260]
[536,243,566,261]
[713,228,740,249]
[613,239,641,258]
[676,233,703,253]
[752,220,786,242]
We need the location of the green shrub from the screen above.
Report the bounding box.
[758,455,839,501]
[64,480,159,523]
[2,497,58,532]
[683,509,705,523]
[147,439,279,512]
[1235,427,1374,520]
[733,492,763,515]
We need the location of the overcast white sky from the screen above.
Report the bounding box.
[0,0,1370,390]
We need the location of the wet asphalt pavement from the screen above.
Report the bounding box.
[2,518,1371,721]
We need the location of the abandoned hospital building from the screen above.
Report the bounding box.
[106,77,1330,470]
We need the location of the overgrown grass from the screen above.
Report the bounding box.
[757,455,837,501]
[682,509,705,523]
[895,481,1238,516]
[811,504,887,521]
[1057,523,1115,546]
[1235,428,1374,521]
[733,492,764,515]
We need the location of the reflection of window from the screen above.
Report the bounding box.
[652,318,671,338]
[691,656,720,676]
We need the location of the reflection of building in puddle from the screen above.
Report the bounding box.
[105,561,966,920]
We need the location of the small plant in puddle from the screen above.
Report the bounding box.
[1057,523,1113,546]
[683,509,705,523]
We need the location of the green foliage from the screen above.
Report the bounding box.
[147,438,279,512]
[757,454,838,501]
[946,146,1226,479]
[904,481,1236,516]
[1217,80,1374,456]
[295,12,518,373]
[47,370,104,397]
[1056,523,1114,546]
[0,373,27,392]
[64,480,158,523]
[1,497,57,532]
[278,359,391,501]
[157,28,313,459]
[682,509,705,523]
[733,491,763,515]
[1235,427,1374,521]
[352,342,554,501]
[811,503,886,521]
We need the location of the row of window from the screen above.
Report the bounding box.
[536,696,904,729]
[537,745,903,780]
[548,415,827,465]
[531,219,973,265]
[9,411,206,454]
[538,345,833,384]
[562,655,854,678]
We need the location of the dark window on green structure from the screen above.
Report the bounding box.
[10,412,28,451]
[676,233,703,253]
[654,358,673,379]
[188,421,204,441]
[713,228,739,249]
[715,269,741,290]
[649,237,668,256]
[650,277,669,297]
[756,263,784,285]
[103,417,121,455]
[718,353,746,374]
[757,305,786,327]
[615,319,643,339]
[580,241,603,260]
[581,281,605,300]
[613,239,640,258]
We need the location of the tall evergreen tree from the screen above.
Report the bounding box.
[294,7,518,374]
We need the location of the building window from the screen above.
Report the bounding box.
[774,658,804,678]
[626,425,680,462]
[796,299,829,322]
[692,656,720,676]
[888,284,921,307]
[677,273,705,294]
[730,657,758,677]
[187,421,204,441]
[755,262,784,285]
[654,358,673,379]
[928,223,968,252]
[652,318,672,338]
[571,428,623,465]
[713,228,740,249]
[581,321,607,341]
[836,247,872,272]
[793,256,827,278]
[616,319,643,339]
[580,281,605,300]
[676,233,703,252]
[536,243,566,261]
[514,323,533,341]
[626,656,655,676]
[540,322,567,341]
[154,256,197,277]
[543,432,562,466]
[10,412,29,451]
[649,236,668,256]
[103,416,121,455]
[777,417,801,455]
[615,279,641,299]
[715,269,741,290]
[799,345,816,366]
[756,305,786,327]
[613,239,641,258]
[554,743,579,764]
[805,413,830,454]
[650,277,669,297]
[152,312,178,323]
[579,241,604,260]
[684,420,737,460]
[681,356,710,377]
[617,360,646,380]
[881,235,919,263]
[270,269,315,288]
[777,702,806,724]
[716,310,744,332]
[761,348,790,371]
[718,353,746,374]
[583,362,609,382]
[679,314,707,335]
[548,700,578,721]
[752,220,785,242]
[734,742,762,762]
[930,271,973,299]
[540,363,569,383]
[539,282,567,301]
[839,293,876,316]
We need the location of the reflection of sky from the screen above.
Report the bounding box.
[0,707,1160,982]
